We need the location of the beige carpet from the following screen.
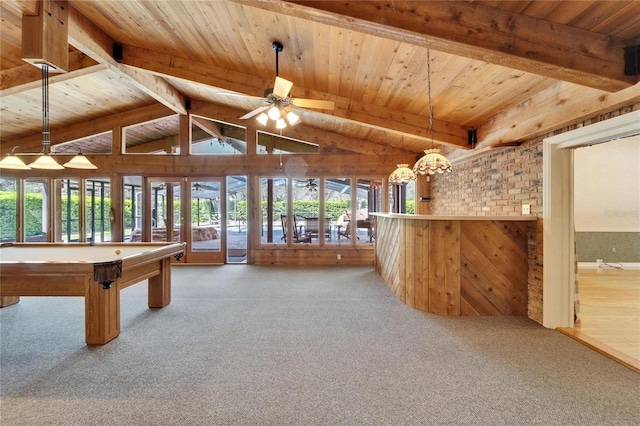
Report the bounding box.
[1,265,638,425]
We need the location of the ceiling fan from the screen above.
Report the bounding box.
[296,178,318,192]
[219,42,334,129]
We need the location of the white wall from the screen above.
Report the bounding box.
[574,135,640,232]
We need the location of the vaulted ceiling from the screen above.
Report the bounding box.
[1,0,639,159]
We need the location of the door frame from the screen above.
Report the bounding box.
[145,177,187,263]
[187,177,226,264]
[542,110,640,329]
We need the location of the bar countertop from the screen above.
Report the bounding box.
[370,213,537,221]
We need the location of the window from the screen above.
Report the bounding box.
[191,116,246,155]
[51,132,112,155]
[85,179,112,243]
[123,115,180,154]
[293,178,320,243]
[324,178,351,244]
[388,180,415,214]
[355,178,381,244]
[260,175,384,247]
[260,178,288,244]
[257,132,319,154]
[54,178,80,242]
[24,178,49,242]
[0,178,17,242]
[124,176,143,241]
[227,176,247,262]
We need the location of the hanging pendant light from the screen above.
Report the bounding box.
[30,65,64,170]
[1,64,97,170]
[413,49,452,176]
[389,164,417,184]
[30,153,64,170]
[413,148,453,175]
[63,151,98,169]
[0,147,32,170]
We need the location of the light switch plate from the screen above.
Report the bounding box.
[522,204,531,215]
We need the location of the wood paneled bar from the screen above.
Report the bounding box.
[373,213,536,316]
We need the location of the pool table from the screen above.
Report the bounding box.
[0,242,185,345]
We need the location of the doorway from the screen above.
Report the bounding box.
[144,177,245,264]
[226,176,247,263]
[542,110,640,329]
[188,178,224,263]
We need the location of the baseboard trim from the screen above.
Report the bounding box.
[578,262,640,269]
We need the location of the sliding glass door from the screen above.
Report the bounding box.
[188,178,224,264]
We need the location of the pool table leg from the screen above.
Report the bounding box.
[0,296,20,307]
[148,257,171,308]
[85,278,120,345]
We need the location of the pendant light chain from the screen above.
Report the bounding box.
[42,64,50,153]
[427,48,434,146]
[411,48,453,175]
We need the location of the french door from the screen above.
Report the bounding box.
[145,177,239,264]
[145,178,187,263]
[187,178,225,264]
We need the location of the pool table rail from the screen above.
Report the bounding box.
[0,242,185,345]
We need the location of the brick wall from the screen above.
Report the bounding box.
[429,104,638,324]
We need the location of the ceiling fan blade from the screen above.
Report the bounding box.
[239,105,270,120]
[217,91,263,101]
[273,76,294,98]
[291,98,335,110]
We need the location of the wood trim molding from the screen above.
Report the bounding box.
[542,110,640,329]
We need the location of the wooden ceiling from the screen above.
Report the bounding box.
[1,0,639,158]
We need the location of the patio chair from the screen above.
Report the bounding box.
[280,215,312,243]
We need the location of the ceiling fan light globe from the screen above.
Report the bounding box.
[268,106,280,120]
[286,110,300,126]
[256,113,269,126]
[276,118,287,129]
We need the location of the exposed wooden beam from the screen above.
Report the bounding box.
[65,5,186,115]
[231,0,636,92]
[2,99,413,158]
[125,134,179,154]
[120,45,469,149]
[192,116,223,140]
[2,0,38,15]
[257,133,319,154]
[0,51,104,96]
[190,101,415,156]
[3,104,174,150]
[477,82,640,148]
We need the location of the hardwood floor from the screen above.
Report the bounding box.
[558,267,640,372]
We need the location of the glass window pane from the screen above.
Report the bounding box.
[124,176,142,242]
[389,181,415,214]
[324,178,351,244]
[355,179,377,244]
[24,178,48,242]
[124,115,180,155]
[406,181,416,214]
[257,132,319,154]
[0,178,17,243]
[52,131,112,155]
[151,182,168,238]
[191,181,221,252]
[191,116,246,155]
[293,178,319,243]
[171,184,181,242]
[86,178,111,242]
[227,176,247,262]
[54,178,80,243]
[260,178,288,245]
